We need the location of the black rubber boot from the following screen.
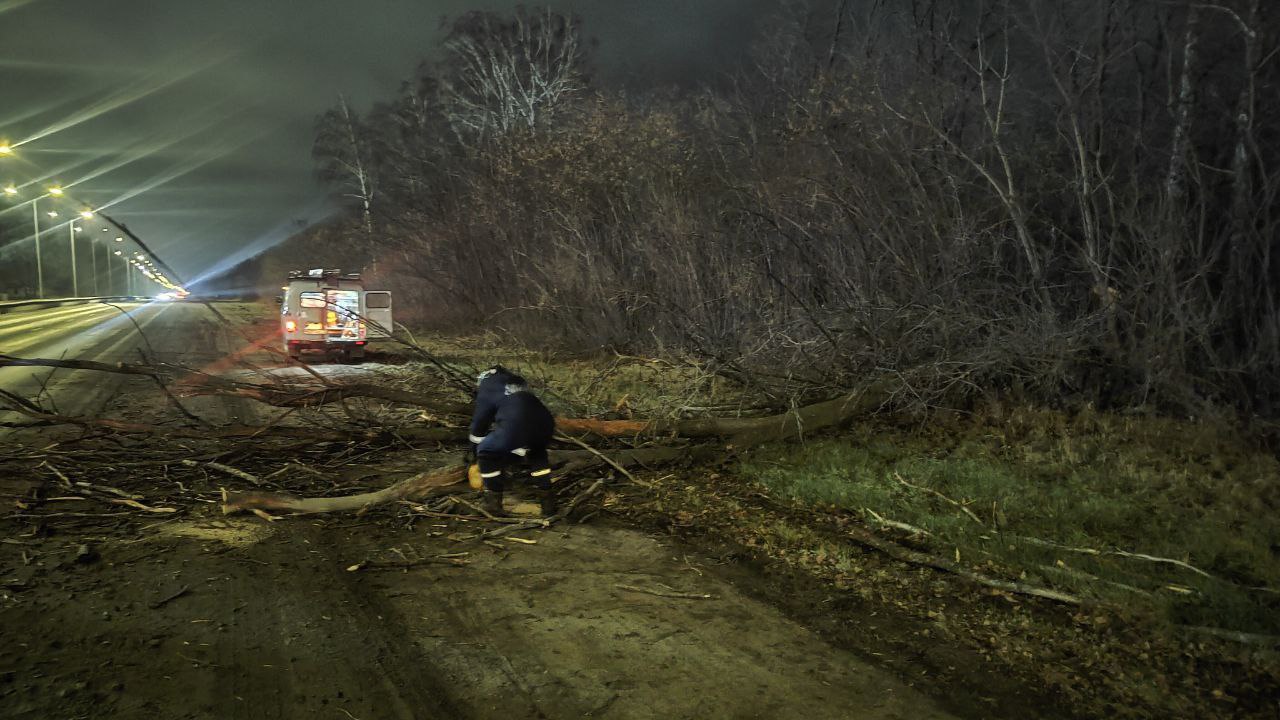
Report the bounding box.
[481,490,505,517]
[539,488,558,518]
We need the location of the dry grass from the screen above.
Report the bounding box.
[397,330,750,420]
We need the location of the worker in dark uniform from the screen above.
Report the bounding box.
[469,366,557,517]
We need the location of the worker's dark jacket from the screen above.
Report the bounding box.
[469,368,555,483]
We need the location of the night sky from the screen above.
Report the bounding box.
[0,0,772,286]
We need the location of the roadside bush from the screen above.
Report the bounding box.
[300,1,1279,418]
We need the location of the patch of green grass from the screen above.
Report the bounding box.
[738,415,1280,634]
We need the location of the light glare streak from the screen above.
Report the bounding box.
[94,122,280,213]
[15,43,235,147]
[0,0,39,15]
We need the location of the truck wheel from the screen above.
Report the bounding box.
[288,349,301,361]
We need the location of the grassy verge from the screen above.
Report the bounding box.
[737,408,1280,634]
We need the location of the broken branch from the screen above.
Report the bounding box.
[180,459,264,487]
[616,584,715,600]
[221,465,468,515]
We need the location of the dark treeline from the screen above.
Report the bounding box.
[302,0,1277,417]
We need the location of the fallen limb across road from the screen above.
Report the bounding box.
[556,382,891,443]
[221,464,469,514]
[0,353,470,414]
[4,350,892,520]
[210,385,891,518]
[1,353,890,444]
[219,445,722,516]
[0,399,458,443]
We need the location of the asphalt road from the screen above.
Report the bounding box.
[0,301,255,426]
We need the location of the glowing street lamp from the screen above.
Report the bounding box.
[80,210,93,219]
[27,186,89,298]
[0,144,12,155]
[3,186,15,196]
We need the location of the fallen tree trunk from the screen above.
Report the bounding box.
[222,464,469,514]
[8,352,895,520]
[556,382,890,443]
[220,445,723,516]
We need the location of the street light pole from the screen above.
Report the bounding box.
[91,238,99,296]
[31,199,44,298]
[68,222,78,297]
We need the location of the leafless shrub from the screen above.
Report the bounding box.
[293,1,1279,417]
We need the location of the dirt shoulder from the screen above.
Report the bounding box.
[2,503,963,719]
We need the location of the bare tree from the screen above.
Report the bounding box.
[314,94,377,234]
[1164,5,1199,204]
[438,7,586,141]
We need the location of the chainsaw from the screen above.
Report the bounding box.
[464,445,483,490]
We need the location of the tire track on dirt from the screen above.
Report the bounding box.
[198,521,461,719]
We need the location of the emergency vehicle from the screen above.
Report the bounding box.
[279,269,392,361]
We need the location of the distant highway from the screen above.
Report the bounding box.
[0,301,260,426]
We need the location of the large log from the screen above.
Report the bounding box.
[220,445,723,516]
[217,387,887,517]
[222,465,468,514]
[555,382,890,443]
